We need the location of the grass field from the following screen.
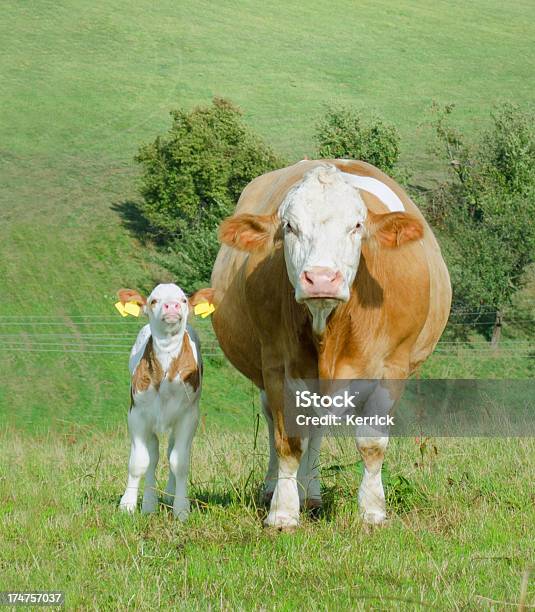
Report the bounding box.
[1,0,534,608]
[2,430,534,609]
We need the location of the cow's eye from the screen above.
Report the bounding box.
[182,298,187,304]
[150,299,158,306]
[351,222,363,234]
[285,222,296,235]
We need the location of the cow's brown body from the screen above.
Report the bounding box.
[211,159,451,527]
[212,159,450,383]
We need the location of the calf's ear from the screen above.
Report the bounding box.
[117,288,146,306]
[366,211,424,248]
[219,213,276,251]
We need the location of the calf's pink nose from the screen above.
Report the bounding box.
[300,266,342,297]
[163,301,181,314]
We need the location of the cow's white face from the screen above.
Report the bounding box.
[279,166,367,333]
[219,163,424,337]
[145,283,189,336]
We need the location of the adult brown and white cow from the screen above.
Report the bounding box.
[211,159,451,529]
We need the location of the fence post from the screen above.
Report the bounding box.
[491,310,502,350]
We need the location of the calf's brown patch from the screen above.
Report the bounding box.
[168,332,200,391]
[131,337,163,394]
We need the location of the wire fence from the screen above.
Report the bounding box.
[0,310,533,359]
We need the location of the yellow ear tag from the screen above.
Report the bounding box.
[115,302,128,317]
[124,302,141,317]
[194,302,215,318]
[194,302,211,316]
[200,304,215,318]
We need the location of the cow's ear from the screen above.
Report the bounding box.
[188,288,215,308]
[219,213,276,251]
[366,211,424,248]
[117,288,146,306]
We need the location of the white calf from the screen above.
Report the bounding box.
[118,283,212,520]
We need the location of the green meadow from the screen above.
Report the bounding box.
[1,0,534,608]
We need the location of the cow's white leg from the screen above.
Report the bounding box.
[356,435,388,524]
[260,391,279,504]
[168,406,199,520]
[297,432,322,509]
[163,435,176,508]
[264,437,308,529]
[119,432,151,513]
[141,433,159,513]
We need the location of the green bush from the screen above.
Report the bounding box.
[427,103,535,322]
[135,97,283,289]
[315,106,400,173]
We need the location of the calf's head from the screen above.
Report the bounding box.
[219,164,423,334]
[118,284,214,337]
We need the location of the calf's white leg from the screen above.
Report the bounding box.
[163,435,176,507]
[141,433,159,513]
[168,406,199,520]
[119,431,151,513]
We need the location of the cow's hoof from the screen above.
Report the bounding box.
[361,510,387,525]
[264,512,299,531]
[301,498,323,511]
[261,491,274,507]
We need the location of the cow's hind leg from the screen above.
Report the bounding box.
[260,391,279,506]
[356,382,396,524]
[297,431,322,511]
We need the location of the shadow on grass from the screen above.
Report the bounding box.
[111,200,152,244]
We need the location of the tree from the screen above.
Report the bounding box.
[135,97,283,289]
[427,103,535,344]
[315,105,400,174]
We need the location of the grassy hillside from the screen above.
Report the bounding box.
[2,0,534,429]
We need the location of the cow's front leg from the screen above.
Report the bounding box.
[264,436,307,530]
[356,435,388,524]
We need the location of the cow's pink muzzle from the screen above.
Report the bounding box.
[299,266,343,299]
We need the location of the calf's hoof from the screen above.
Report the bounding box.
[119,498,137,514]
[141,500,158,514]
[173,503,191,521]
